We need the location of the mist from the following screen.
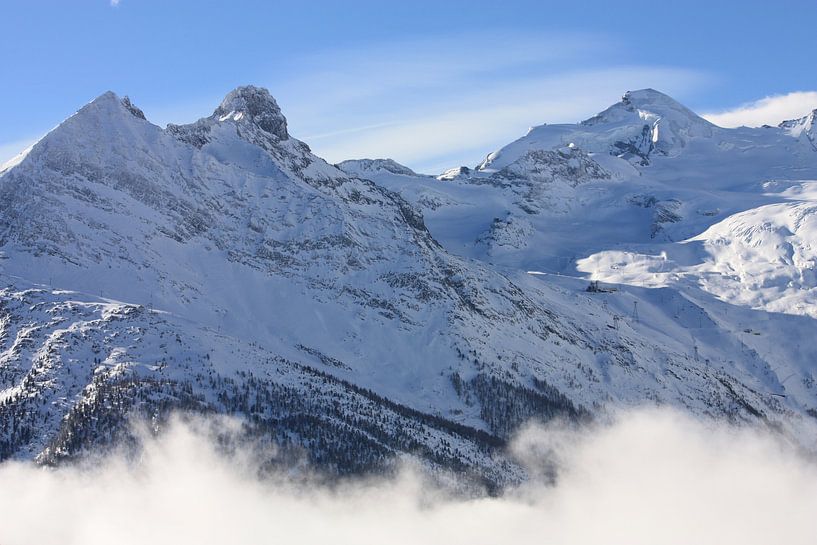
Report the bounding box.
[0,410,815,545]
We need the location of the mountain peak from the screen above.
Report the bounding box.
[121,96,146,120]
[621,88,681,107]
[585,88,708,127]
[82,91,147,121]
[0,91,151,174]
[90,90,119,103]
[212,85,288,139]
[780,108,816,133]
[480,89,716,171]
[571,88,714,159]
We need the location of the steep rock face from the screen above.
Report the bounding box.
[1,87,816,486]
[781,109,817,149]
[213,85,289,139]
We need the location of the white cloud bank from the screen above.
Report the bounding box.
[703,91,817,128]
[0,410,815,545]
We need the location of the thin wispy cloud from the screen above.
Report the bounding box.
[110,0,121,6]
[299,72,671,173]
[279,62,708,172]
[0,32,710,173]
[251,33,711,173]
[703,91,817,128]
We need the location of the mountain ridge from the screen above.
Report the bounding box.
[1,86,816,486]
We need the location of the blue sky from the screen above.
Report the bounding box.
[2,0,816,173]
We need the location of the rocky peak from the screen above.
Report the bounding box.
[780,109,817,141]
[212,85,288,139]
[121,96,146,120]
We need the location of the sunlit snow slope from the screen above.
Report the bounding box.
[1,87,816,485]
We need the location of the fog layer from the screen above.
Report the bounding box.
[0,410,815,545]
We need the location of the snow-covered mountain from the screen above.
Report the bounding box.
[2,86,816,486]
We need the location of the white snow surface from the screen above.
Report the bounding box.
[2,86,817,475]
[339,88,817,435]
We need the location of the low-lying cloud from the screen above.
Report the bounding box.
[0,409,815,545]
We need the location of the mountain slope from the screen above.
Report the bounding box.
[1,87,816,485]
[339,89,817,438]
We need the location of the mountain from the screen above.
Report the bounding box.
[2,87,816,487]
[335,158,424,178]
[780,108,817,149]
[478,89,717,170]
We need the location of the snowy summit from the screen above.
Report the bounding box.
[0,86,816,485]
